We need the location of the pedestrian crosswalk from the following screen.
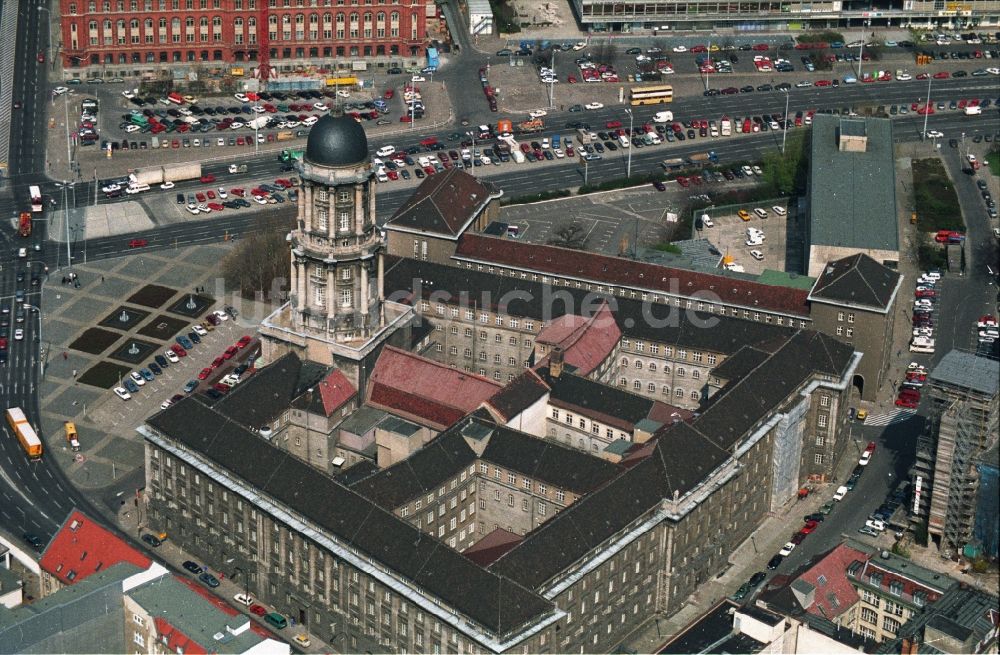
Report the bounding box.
[864,408,919,427]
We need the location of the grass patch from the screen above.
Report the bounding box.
[127,284,177,309]
[912,159,964,231]
[78,361,133,389]
[137,315,190,341]
[989,146,1000,177]
[69,328,121,355]
[501,189,572,205]
[917,240,948,271]
[652,243,682,254]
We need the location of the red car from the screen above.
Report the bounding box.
[915,289,937,298]
[896,396,919,409]
[0,338,8,350]
[383,89,394,100]
[128,238,148,248]
[275,178,293,188]
[198,368,212,380]
[207,202,224,211]
[249,604,267,617]
[236,335,253,349]
[800,520,819,534]
[814,79,832,87]
[206,190,216,200]
[676,176,690,188]
[223,345,239,360]
[37,52,45,63]
[690,45,707,53]
[752,43,769,51]
[606,120,622,129]
[170,344,187,357]
[213,383,230,394]
[865,442,876,455]
[196,193,206,203]
[230,188,245,197]
[933,72,950,79]
[212,356,225,368]
[200,174,216,184]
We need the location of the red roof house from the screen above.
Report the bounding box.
[535,300,620,376]
[367,346,503,429]
[40,509,151,586]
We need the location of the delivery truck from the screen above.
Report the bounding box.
[129,162,202,186]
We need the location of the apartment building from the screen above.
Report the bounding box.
[568,0,1000,32]
[911,351,999,555]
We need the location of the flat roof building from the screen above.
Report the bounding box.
[807,115,899,278]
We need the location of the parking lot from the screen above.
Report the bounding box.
[696,200,800,275]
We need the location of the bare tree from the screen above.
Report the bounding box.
[222,215,291,300]
[547,222,588,249]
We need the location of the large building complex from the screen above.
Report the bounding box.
[571,1,1000,32]
[56,0,428,75]
[137,117,871,653]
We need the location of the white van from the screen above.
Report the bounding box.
[653,110,674,123]
[699,214,714,228]
[965,106,982,115]
[126,183,150,194]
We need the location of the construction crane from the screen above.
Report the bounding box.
[255,0,275,91]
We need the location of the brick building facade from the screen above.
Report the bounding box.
[58,0,428,74]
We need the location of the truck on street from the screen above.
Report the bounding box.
[129,162,202,186]
[517,118,544,134]
[247,116,269,130]
[18,212,31,237]
[687,151,719,166]
[228,164,248,174]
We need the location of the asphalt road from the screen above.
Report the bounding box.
[0,0,102,548]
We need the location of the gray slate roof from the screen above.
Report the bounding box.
[809,114,898,252]
[929,350,1000,398]
[209,352,327,429]
[384,256,795,357]
[808,253,901,310]
[146,399,553,637]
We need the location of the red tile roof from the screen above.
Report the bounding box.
[154,616,209,655]
[536,300,621,376]
[463,528,524,567]
[455,233,811,316]
[317,368,356,416]
[797,542,868,619]
[40,509,151,586]
[368,382,468,429]
[367,346,502,428]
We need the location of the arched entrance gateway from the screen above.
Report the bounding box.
[852,373,865,398]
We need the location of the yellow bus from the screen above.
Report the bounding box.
[629,85,673,106]
[6,408,42,459]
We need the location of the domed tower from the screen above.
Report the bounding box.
[260,115,412,386]
[291,115,382,339]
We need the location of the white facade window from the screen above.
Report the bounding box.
[340,288,352,307]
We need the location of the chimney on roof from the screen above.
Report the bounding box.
[550,347,564,379]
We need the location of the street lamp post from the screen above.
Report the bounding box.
[781,88,790,154]
[922,74,933,139]
[624,107,633,178]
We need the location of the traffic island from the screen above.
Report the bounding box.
[97,306,151,332]
[78,361,134,389]
[69,328,122,355]
[127,284,178,309]
[107,338,160,366]
[137,315,190,341]
[167,293,213,318]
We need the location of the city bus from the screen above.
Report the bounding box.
[29,185,43,212]
[629,85,673,106]
[6,408,43,460]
